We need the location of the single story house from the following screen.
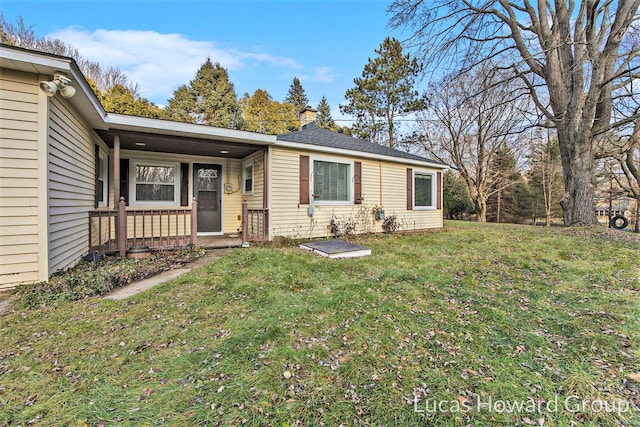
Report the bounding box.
[0,45,447,288]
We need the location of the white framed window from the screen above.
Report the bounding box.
[130,160,179,205]
[311,157,353,204]
[413,170,436,209]
[243,161,254,194]
[97,149,108,206]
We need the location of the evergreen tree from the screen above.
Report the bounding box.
[165,58,238,128]
[100,84,164,118]
[340,37,423,148]
[238,89,299,134]
[443,170,474,220]
[316,96,338,131]
[284,77,309,114]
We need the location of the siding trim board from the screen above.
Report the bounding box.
[36,75,50,282]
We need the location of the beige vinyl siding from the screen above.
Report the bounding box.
[222,158,243,234]
[241,151,265,210]
[269,146,442,239]
[47,97,101,275]
[0,69,43,287]
[382,163,443,230]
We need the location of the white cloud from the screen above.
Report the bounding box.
[299,66,337,83]
[48,27,305,103]
[234,51,303,69]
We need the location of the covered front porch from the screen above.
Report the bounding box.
[88,116,273,256]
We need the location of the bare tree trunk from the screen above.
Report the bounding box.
[545,208,552,227]
[558,132,598,226]
[496,189,501,223]
[475,196,487,223]
[544,174,553,227]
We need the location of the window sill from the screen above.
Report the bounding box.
[311,200,354,206]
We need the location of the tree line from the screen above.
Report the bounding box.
[2,3,639,230]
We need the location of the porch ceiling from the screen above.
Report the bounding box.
[96,129,264,158]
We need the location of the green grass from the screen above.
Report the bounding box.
[1,221,639,426]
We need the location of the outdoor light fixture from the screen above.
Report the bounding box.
[39,73,76,98]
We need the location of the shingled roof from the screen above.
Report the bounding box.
[276,123,446,166]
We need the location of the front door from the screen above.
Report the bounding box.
[193,163,222,234]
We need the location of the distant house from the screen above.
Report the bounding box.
[0,45,447,288]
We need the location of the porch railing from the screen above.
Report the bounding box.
[90,198,270,255]
[242,200,269,242]
[89,197,198,256]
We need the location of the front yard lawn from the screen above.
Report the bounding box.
[1,221,639,426]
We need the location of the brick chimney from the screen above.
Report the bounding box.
[300,106,317,128]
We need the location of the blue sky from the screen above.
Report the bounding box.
[2,0,408,121]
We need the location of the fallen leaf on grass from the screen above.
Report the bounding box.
[457,395,470,407]
[628,373,640,382]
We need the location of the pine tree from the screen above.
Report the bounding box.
[340,37,423,148]
[100,84,164,119]
[443,170,474,220]
[316,96,338,131]
[165,58,238,128]
[284,77,309,114]
[238,89,299,134]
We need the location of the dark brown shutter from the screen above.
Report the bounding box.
[299,155,310,204]
[406,168,413,210]
[180,163,189,206]
[436,171,442,210]
[120,158,129,206]
[354,161,362,204]
[94,145,100,208]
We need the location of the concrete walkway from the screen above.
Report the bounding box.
[103,249,231,300]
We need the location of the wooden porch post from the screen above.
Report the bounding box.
[113,135,120,207]
[190,197,198,245]
[242,199,248,244]
[118,196,127,257]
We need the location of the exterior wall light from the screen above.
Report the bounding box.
[39,73,76,98]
